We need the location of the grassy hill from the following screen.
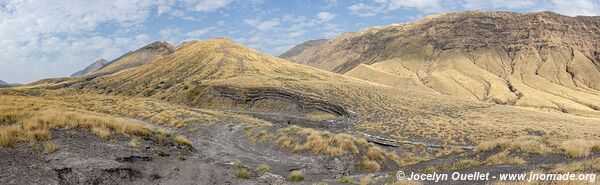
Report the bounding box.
[282,11,600,117]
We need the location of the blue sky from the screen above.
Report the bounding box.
[1,0,599,83]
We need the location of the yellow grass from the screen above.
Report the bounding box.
[256,164,270,173]
[560,139,600,158]
[129,138,140,148]
[0,95,156,148]
[288,170,305,182]
[553,158,600,173]
[362,159,381,172]
[235,168,251,179]
[421,159,481,173]
[359,175,373,185]
[43,142,59,154]
[475,136,552,154]
[277,125,366,156]
[485,151,526,165]
[173,135,193,147]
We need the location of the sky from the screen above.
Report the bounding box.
[1,0,599,83]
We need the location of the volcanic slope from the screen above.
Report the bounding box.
[71,59,110,77]
[24,41,174,88]
[68,38,600,146]
[281,11,600,117]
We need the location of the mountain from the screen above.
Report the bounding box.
[5,37,600,184]
[0,80,19,88]
[71,59,110,77]
[93,40,174,76]
[78,38,388,117]
[26,41,175,88]
[281,11,600,116]
[279,39,327,59]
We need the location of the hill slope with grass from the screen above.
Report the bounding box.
[4,36,600,184]
[71,59,110,77]
[55,38,600,146]
[281,11,600,117]
[23,41,175,88]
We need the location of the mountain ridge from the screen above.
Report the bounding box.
[281,11,600,117]
[71,59,110,77]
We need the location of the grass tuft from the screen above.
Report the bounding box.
[43,142,59,154]
[235,168,251,179]
[256,164,270,173]
[173,135,193,147]
[288,170,305,182]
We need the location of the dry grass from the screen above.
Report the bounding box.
[366,146,384,161]
[43,142,59,154]
[421,159,481,173]
[560,139,600,158]
[288,170,305,182]
[129,138,140,148]
[359,175,373,185]
[91,126,111,140]
[475,136,552,154]
[553,158,600,173]
[235,168,251,179]
[392,179,424,185]
[338,176,354,183]
[362,159,381,172]
[173,135,193,147]
[0,95,156,148]
[256,164,270,173]
[277,125,365,157]
[484,151,526,165]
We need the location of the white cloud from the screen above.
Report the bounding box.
[386,0,444,12]
[347,3,384,17]
[547,0,600,16]
[186,27,217,38]
[317,11,336,22]
[0,0,158,83]
[182,0,234,12]
[348,0,600,18]
[245,18,280,31]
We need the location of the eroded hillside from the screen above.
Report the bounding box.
[282,11,600,117]
[3,36,600,184]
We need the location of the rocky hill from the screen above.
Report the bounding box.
[71,59,110,77]
[93,40,174,76]
[279,39,327,59]
[281,11,600,116]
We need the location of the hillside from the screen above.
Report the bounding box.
[24,41,175,88]
[71,59,109,77]
[279,39,327,59]
[92,40,174,76]
[281,11,600,117]
[66,38,600,145]
[4,37,600,184]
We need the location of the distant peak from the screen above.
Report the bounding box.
[143,40,174,49]
[139,40,175,55]
[202,37,236,45]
